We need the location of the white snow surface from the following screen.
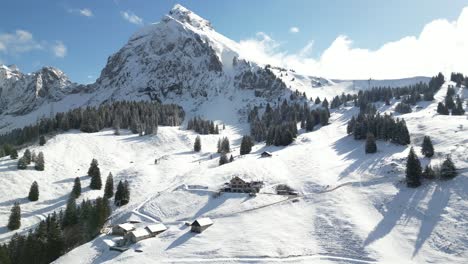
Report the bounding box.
[0,81,465,263]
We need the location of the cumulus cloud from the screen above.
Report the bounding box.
[239,7,468,79]
[0,30,43,54]
[52,41,67,58]
[121,10,143,25]
[289,27,300,33]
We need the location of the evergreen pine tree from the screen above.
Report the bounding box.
[194,136,201,152]
[7,202,21,230]
[421,136,434,158]
[440,156,457,179]
[24,149,32,164]
[71,177,81,198]
[39,136,46,146]
[17,157,27,170]
[31,151,37,163]
[406,147,422,188]
[240,135,253,155]
[62,196,78,227]
[229,155,234,162]
[365,133,377,153]
[104,173,114,199]
[28,181,39,201]
[437,102,449,115]
[422,165,436,179]
[88,159,102,190]
[219,153,229,166]
[114,180,130,206]
[10,149,18,159]
[35,152,45,171]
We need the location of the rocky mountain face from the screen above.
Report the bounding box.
[90,4,286,103]
[0,65,74,115]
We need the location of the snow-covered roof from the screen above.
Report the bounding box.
[192,217,213,227]
[145,224,168,234]
[117,223,135,231]
[130,228,151,238]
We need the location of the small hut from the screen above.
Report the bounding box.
[145,224,168,237]
[260,151,272,158]
[191,217,213,233]
[111,223,135,236]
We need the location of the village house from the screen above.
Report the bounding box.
[260,151,272,158]
[191,217,214,233]
[125,228,152,243]
[224,176,264,193]
[111,223,135,236]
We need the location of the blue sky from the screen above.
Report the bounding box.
[1,0,468,82]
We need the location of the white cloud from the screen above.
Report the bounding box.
[121,10,143,25]
[68,8,93,17]
[79,8,93,17]
[0,30,43,54]
[289,27,300,33]
[239,7,468,79]
[52,41,67,58]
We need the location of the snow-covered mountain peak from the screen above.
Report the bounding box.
[167,4,213,30]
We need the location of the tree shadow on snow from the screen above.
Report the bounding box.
[331,135,406,181]
[364,182,452,258]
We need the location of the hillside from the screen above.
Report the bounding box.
[0,78,465,263]
[0,4,467,264]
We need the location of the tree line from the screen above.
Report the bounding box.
[249,99,330,146]
[436,86,465,116]
[347,104,411,145]
[0,101,185,149]
[1,196,111,264]
[187,117,220,135]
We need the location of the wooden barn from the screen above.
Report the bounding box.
[191,217,213,233]
[111,223,135,236]
[125,228,152,243]
[145,223,168,237]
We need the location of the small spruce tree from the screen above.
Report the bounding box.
[219,153,229,166]
[17,157,28,170]
[71,177,82,198]
[88,159,102,190]
[7,202,21,230]
[24,149,32,164]
[104,172,114,198]
[194,136,201,152]
[421,136,434,158]
[35,152,45,171]
[365,133,377,153]
[10,149,18,159]
[440,156,457,180]
[28,181,39,201]
[406,147,422,188]
[422,165,436,179]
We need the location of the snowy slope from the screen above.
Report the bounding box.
[0,80,465,263]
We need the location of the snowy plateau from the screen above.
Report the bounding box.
[0,4,467,264]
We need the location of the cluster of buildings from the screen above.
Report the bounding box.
[223,176,264,193]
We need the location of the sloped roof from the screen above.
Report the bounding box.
[145,223,168,234]
[192,217,213,227]
[130,228,151,238]
[117,223,135,231]
[261,151,272,156]
[231,176,246,183]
